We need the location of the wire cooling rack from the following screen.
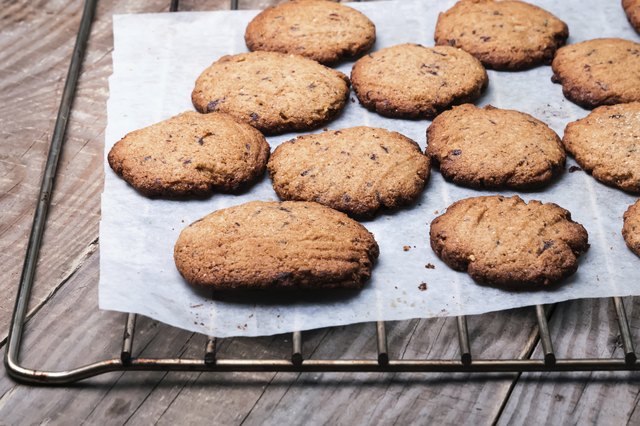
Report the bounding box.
[4,0,639,385]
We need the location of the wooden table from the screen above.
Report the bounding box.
[1,0,639,424]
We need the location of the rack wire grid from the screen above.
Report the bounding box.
[4,0,639,385]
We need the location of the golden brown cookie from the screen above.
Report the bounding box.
[350,43,488,119]
[551,38,640,108]
[268,127,430,217]
[174,201,379,289]
[430,195,589,288]
[434,0,568,70]
[562,102,640,193]
[426,104,565,189]
[108,112,270,197]
[623,199,640,257]
[192,52,350,135]
[245,0,376,65]
[623,0,640,33]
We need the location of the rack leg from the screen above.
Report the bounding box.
[376,321,389,365]
[292,331,303,366]
[535,305,556,365]
[456,316,472,366]
[205,336,217,365]
[170,0,179,12]
[121,313,137,363]
[613,297,637,364]
[231,0,239,10]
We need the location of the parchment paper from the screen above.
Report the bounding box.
[100,0,640,337]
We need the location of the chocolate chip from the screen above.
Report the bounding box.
[451,149,462,156]
[480,36,491,42]
[207,99,221,112]
[447,39,457,46]
[380,145,389,153]
[307,83,317,90]
[250,112,259,121]
[143,155,152,161]
[183,159,192,165]
[370,153,378,160]
[300,170,309,176]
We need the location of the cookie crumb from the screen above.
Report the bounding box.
[568,165,582,173]
[418,282,428,291]
[403,245,411,251]
[425,263,435,269]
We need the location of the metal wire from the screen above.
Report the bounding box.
[4,0,639,386]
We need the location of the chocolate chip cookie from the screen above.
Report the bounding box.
[562,102,640,193]
[427,104,565,189]
[268,126,430,217]
[623,199,640,257]
[350,43,488,119]
[245,0,376,64]
[108,112,270,197]
[174,201,380,289]
[435,0,568,70]
[551,38,640,108]
[623,0,640,33]
[430,195,589,288]
[192,51,350,135]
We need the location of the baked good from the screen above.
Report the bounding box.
[268,126,430,217]
[245,0,376,64]
[562,102,640,193]
[107,112,270,197]
[430,195,589,288]
[434,0,568,70]
[426,104,565,189]
[192,51,350,135]
[174,201,379,289]
[623,0,640,33]
[623,199,640,256]
[350,43,488,119]
[551,38,640,108]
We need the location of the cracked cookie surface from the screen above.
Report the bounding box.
[268,126,430,217]
[434,0,568,70]
[562,102,640,193]
[108,111,270,197]
[430,195,589,288]
[551,38,640,108]
[350,43,488,119]
[192,51,350,135]
[426,104,565,189]
[245,0,376,64]
[174,201,379,289]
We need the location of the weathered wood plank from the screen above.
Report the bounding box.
[496,297,640,425]
[0,250,542,425]
[0,0,172,341]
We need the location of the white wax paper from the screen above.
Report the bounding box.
[100,0,640,337]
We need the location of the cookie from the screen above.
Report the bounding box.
[174,201,379,289]
[108,112,270,197]
[434,0,568,70]
[430,195,589,288]
[268,126,430,217]
[192,52,350,135]
[623,0,640,33]
[551,38,640,108]
[245,0,376,65]
[426,104,565,189]
[350,43,488,119]
[623,199,640,257]
[562,102,640,193]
